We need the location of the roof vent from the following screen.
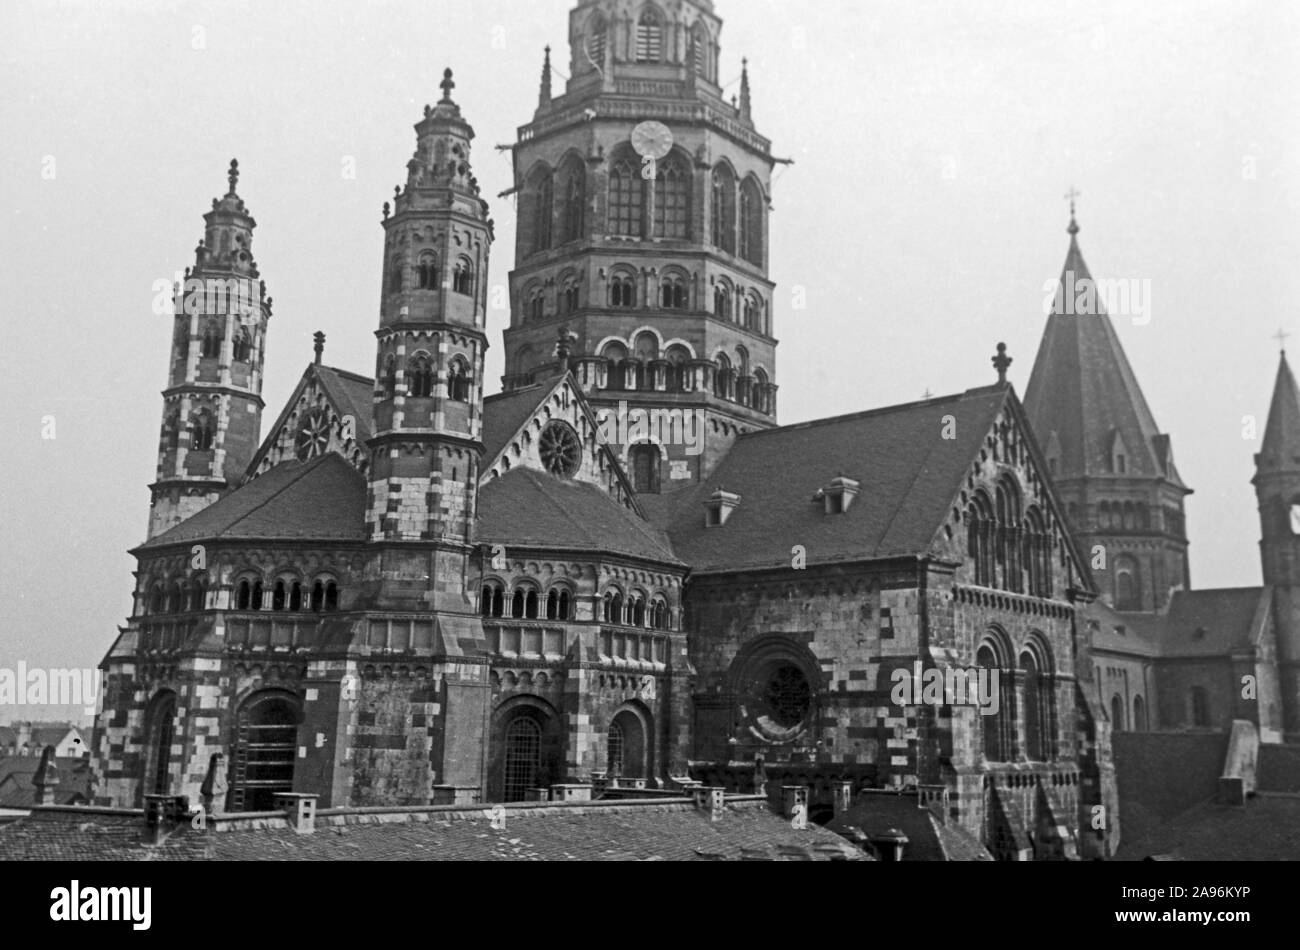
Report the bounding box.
[821,476,861,515]
[704,488,741,527]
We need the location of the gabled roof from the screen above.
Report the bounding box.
[477,468,682,566]
[244,363,374,479]
[665,385,1019,574]
[1257,352,1300,476]
[825,792,993,861]
[1158,587,1269,658]
[1084,600,1163,658]
[140,454,366,549]
[483,381,561,464]
[0,757,92,809]
[1024,222,1187,489]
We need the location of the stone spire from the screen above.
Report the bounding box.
[539,46,553,108]
[740,57,752,121]
[1258,350,1300,475]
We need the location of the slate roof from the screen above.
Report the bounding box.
[0,723,83,750]
[140,454,366,549]
[1159,587,1269,658]
[315,366,375,446]
[477,468,681,565]
[0,757,92,808]
[1115,793,1300,861]
[1258,352,1300,475]
[1023,223,1186,489]
[664,386,1013,573]
[1085,600,1163,658]
[0,799,866,862]
[825,792,993,861]
[482,379,566,464]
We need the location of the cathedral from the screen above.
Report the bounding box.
[94,0,1127,860]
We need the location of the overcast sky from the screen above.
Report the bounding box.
[2,0,1297,724]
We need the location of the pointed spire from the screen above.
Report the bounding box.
[539,46,552,108]
[1259,349,1300,473]
[739,57,752,120]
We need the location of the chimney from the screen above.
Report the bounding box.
[692,786,726,821]
[870,828,910,862]
[142,794,191,845]
[275,793,319,834]
[781,785,808,821]
[753,754,768,797]
[16,722,32,754]
[590,770,609,797]
[32,745,59,806]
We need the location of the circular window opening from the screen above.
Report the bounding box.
[539,421,582,478]
[762,664,812,729]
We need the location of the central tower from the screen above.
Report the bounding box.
[503,0,779,489]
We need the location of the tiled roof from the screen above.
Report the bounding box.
[1085,601,1163,658]
[1159,587,1268,657]
[315,365,375,446]
[140,455,366,549]
[825,792,993,861]
[1258,353,1300,475]
[1115,794,1300,861]
[477,468,682,566]
[0,723,83,749]
[0,757,93,808]
[664,386,1011,573]
[1023,227,1186,488]
[0,799,866,862]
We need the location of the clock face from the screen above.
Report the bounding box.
[631,121,674,160]
[1290,504,1300,536]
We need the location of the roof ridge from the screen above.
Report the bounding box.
[319,364,374,385]
[218,455,338,537]
[735,388,985,442]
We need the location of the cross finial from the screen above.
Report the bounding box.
[993,342,1013,385]
[440,68,455,102]
[1275,328,1290,353]
[227,158,240,195]
[1065,186,1081,235]
[313,331,325,365]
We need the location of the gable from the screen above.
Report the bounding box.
[481,374,640,512]
[246,364,373,482]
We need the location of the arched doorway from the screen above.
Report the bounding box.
[228,692,299,812]
[607,708,649,779]
[503,717,541,802]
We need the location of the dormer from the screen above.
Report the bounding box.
[704,488,741,527]
[1106,429,1130,475]
[818,476,860,515]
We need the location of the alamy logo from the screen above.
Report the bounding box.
[1042,269,1151,326]
[0,662,99,716]
[889,661,1000,716]
[49,881,151,931]
[594,402,706,457]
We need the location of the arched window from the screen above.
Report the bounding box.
[511,590,526,619]
[742,294,760,331]
[610,155,644,238]
[711,165,736,253]
[753,368,770,415]
[525,589,540,620]
[531,170,553,254]
[146,692,178,796]
[289,582,303,612]
[585,12,607,70]
[324,581,339,612]
[1190,686,1211,728]
[603,590,624,624]
[995,478,1023,592]
[388,255,403,293]
[189,577,206,611]
[630,443,660,494]
[503,716,541,802]
[481,582,505,618]
[608,710,647,779]
[559,278,580,314]
[654,155,689,239]
[739,178,764,266]
[251,581,263,611]
[660,274,687,310]
[713,354,732,400]
[191,412,214,451]
[406,355,434,398]
[602,343,629,390]
[1024,507,1051,598]
[650,598,668,631]
[628,592,646,627]
[167,581,183,613]
[636,7,664,62]
[968,492,995,587]
[452,258,474,296]
[201,321,223,359]
[610,273,637,308]
[977,641,1012,761]
[229,693,298,812]
[1114,555,1140,611]
[546,588,572,621]
[1133,695,1147,732]
[236,580,252,611]
[232,327,252,363]
[417,252,437,290]
[527,286,545,321]
[1111,694,1125,732]
[560,160,585,243]
[665,345,690,393]
[714,283,732,320]
[448,358,471,402]
[272,580,287,612]
[1021,650,1046,760]
[311,581,324,613]
[692,22,712,80]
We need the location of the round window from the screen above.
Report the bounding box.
[539,421,582,478]
[763,665,812,729]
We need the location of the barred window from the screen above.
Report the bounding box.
[503,717,541,802]
[636,8,663,62]
[610,158,644,238]
[607,721,625,777]
[654,156,689,239]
